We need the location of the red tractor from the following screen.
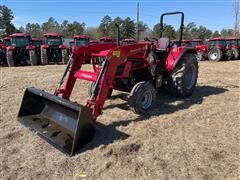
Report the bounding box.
[90,40,99,44]
[17,12,198,156]
[41,33,68,65]
[225,37,240,60]
[181,40,192,47]
[73,35,90,47]
[3,36,11,46]
[31,38,42,65]
[6,33,38,67]
[69,40,74,48]
[70,35,90,51]
[121,38,136,45]
[0,37,11,65]
[207,37,234,61]
[99,36,114,43]
[0,40,7,65]
[190,39,208,61]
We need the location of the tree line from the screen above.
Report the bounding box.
[0,5,239,40]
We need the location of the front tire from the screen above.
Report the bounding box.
[29,50,37,66]
[62,49,68,64]
[6,50,14,67]
[196,52,203,61]
[128,81,156,114]
[232,48,239,60]
[41,48,48,65]
[208,48,222,61]
[170,53,198,98]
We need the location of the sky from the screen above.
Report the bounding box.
[1,0,237,32]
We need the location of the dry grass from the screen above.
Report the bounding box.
[0,61,240,179]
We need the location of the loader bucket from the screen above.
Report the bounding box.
[17,87,94,156]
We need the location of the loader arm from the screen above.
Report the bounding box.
[54,43,117,98]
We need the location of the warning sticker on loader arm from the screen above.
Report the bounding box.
[112,51,121,58]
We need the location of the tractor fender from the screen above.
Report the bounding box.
[165,47,196,71]
[59,45,67,49]
[6,46,15,51]
[41,45,49,49]
[26,45,35,50]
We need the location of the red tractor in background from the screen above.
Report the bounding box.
[190,39,208,61]
[121,38,136,45]
[172,39,205,61]
[73,35,90,47]
[90,40,99,44]
[0,37,11,65]
[17,12,198,156]
[6,33,38,67]
[31,38,42,65]
[41,33,68,65]
[207,37,234,61]
[0,40,7,65]
[69,40,74,48]
[225,37,240,60]
[3,37,11,46]
[99,36,114,43]
[181,40,192,47]
[68,35,90,54]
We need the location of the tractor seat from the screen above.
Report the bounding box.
[157,38,170,51]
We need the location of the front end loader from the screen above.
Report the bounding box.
[17,12,198,156]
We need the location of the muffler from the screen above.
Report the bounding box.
[17,87,94,156]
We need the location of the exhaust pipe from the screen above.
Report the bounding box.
[17,87,94,156]
[115,23,120,46]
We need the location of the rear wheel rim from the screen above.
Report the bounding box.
[185,64,196,90]
[210,51,218,60]
[141,91,153,109]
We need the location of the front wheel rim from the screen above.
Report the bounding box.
[210,52,218,60]
[141,91,153,109]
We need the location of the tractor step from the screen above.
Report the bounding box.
[17,87,94,156]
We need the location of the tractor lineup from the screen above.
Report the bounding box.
[172,38,239,61]
[1,33,239,66]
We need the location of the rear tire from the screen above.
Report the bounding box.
[128,81,156,114]
[6,50,14,67]
[62,49,68,64]
[208,48,222,61]
[170,53,198,98]
[41,48,48,65]
[232,48,239,60]
[29,50,37,66]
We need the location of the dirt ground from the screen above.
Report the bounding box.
[0,60,239,180]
